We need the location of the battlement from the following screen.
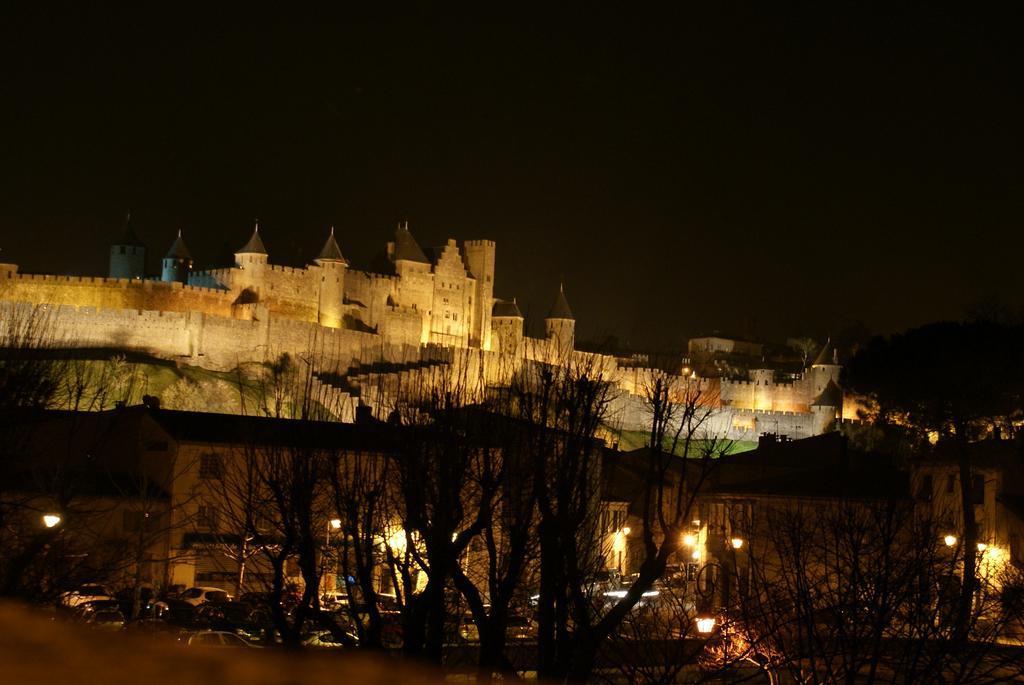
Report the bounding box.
[10,272,229,297]
[731,408,807,417]
[350,268,398,284]
[267,263,311,276]
[721,378,795,389]
[463,239,496,247]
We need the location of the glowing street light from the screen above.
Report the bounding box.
[730,537,745,550]
[683,533,697,546]
[42,513,62,529]
[944,535,957,547]
[621,526,631,536]
[695,616,716,634]
[977,542,988,552]
[329,518,342,530]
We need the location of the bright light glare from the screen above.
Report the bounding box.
[42,514,62,528]
[944,535,957,547]
[977,542,987,552]
[683,534,696,546]
[329,518,342,530]
[730,538,744,549]
[604,590,627,599]
[691,549,700,560]
[621,526,631,536]
[695,617,716,634]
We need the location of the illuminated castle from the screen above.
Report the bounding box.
[1,216,844,441]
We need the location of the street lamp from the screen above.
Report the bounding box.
[730,537,744,550]
[977,542,987,552]
[329,518,342,530]
[683,533,696,546]
[42,513,62,529]
[695,616,716,634]
[944,534,957,547]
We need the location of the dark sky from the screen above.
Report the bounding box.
[1,4,1020,349]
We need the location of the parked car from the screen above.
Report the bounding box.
[302,629,358,650]
[60,584,114,608]
[195,602,270,642]
[460,616,480,643]
[72,599,122,622]
[505,615,537,641]
[180,586,232,606]
[85,609,126,631]
[184,630,261,648]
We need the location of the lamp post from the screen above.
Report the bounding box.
[42,513,62,529]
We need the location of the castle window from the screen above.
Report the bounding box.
[119,246,126,254]
[452,313,458,321]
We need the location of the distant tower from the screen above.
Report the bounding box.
[109,212,146,280]
[234,220,269,294]
[808,337,841,395]
[545,284,576,362]
[491,298,524,355]
[161,230,193,283]
[314,226,348,328]
[463,239,496,350]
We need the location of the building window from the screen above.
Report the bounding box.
[917,474,933,502]
[119,246,126,255]
[197,505,219,532]
[971,474,985,505]
[200,453,222,480]
[452,313,458,322]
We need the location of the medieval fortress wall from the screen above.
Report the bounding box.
[0,225,845,441]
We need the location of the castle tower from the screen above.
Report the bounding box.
[313,226,348,328]
[545,284,576,362]
[109,212,146,280]
[388,221,431,275]
[463,239,496,350]
[808,337,841,396]
[234,221,269,294]
[491,298,524,356]
[161,230,193,283]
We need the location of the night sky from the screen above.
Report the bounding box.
[1,5,1020,349]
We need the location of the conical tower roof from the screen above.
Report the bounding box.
[812,338,838,366]
[164,230,192,260]
[115,212,145,248]
[547,284,574,320]
[492,298,523,318]
[315,226,347,263]
[393,221,430,263]
[237,221,268,255]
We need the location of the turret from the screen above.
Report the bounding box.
[161,230,192,283]
[491,298,524,356]
[463,239,496,350]
[545,284,575,362]
[109,212,147,280]
[387,221,431,277]
[808,337,841,395]
[314,226,348,328]
[234,220,269,294]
